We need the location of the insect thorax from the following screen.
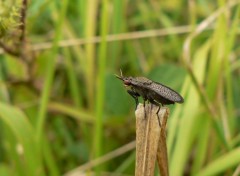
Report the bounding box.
[134,77,152,84]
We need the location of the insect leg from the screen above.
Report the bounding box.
[156,105,161,127]
[148,98,158,106]
[156,105,160,114]
[156,103,165,127]
[127,89,139,109]
[149,99,161,126]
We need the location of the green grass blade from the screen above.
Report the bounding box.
[169,41,210,176]
[196,147,240,176]
[0,102,42,175]
[48,102,94,123]
[84,0,98,109]
[110,0,125,69]
[36,0,69,142]
[94,0,109,172]
[64,48,82,107]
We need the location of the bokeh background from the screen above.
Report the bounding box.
[1,0,240,175]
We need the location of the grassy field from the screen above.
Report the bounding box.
[1,0,240,175]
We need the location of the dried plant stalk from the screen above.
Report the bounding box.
[156,107,169,176]
[135,104,169,176]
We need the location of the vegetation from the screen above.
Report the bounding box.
[0,0,240,175]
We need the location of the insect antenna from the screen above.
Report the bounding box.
[115,69,124,81]
[120,69,123,77]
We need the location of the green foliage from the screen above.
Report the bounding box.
[0,1,21,38]
[105,73,131,116]
[0,0,240,176]
[0,102,42,176]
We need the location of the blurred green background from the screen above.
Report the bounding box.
[1,0,240,175]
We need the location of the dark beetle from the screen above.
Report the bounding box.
[115,70,184,117]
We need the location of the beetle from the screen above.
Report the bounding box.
[115,70,184,125]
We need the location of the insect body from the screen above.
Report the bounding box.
[115,71,184,122]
